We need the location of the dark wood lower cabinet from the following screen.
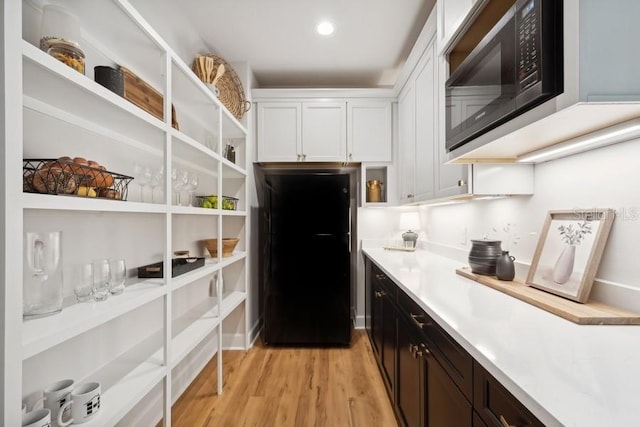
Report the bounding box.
[366,259,396,397]
[364,256,544,427]
[396,315,424,427]
[426,351,472,426]
[473,362,544,427]
[473,411,488,427]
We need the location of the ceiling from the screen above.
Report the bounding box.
[178,0,436,88]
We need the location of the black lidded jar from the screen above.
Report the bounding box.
[468,239,502,276]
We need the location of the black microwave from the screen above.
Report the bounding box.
[445,0,563,152]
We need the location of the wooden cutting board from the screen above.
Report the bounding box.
[456,267,640,325]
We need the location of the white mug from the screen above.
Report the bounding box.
[57,382,101,426]
[33,379,74,426]
[22,408,51,427]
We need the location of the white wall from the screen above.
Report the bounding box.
[355,206,425,327]
[422,137,640,312]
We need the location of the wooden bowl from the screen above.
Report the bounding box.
[203,238,239,258]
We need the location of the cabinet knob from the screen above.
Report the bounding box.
[374,290,386,298]
[457,180,466,187]
[302,154,307,161]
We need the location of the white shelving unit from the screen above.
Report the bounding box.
[3,0,251,425]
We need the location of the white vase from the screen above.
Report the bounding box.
[553,244,576,284]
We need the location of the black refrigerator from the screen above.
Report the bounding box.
[261,172,351,346]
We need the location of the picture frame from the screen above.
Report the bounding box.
[526,209,615,303]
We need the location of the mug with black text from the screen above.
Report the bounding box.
[57,382,101,426]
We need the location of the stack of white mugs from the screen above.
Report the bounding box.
[22,379,101,427]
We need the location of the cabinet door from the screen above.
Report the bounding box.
[473,363,544,427]
[347,101,392,162]
[435,49,468,199]
[257,103,302,162]
[398,81,416,202]
[413,40,436,200]
[437,0,475,45]
[426,352,473,427]
[397,315,425,427]
[381,292,397,396]
[301,102,346,162]
[371,276,384,360]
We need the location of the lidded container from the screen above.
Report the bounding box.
[39,5,85,74]
[46,40,85,74]
[23,231,64,318]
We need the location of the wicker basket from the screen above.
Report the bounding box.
[203,238,239,258]
[192,54,251,120]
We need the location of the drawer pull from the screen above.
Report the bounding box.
[410,313,428,328]
[409,344,417,358]
[418,343,431,358]
[374,290,386,298]
[499,415,516,427]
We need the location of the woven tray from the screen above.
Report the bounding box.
[192,54,251,120]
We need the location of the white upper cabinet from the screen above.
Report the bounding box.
[256,101,345,162]
[436,0,476,50]
[347,101,392,162]
[398,82,416,203]
[254,93,394,163]
[413,41,437,201]
[302,102,346,162]
[256,103,301,162]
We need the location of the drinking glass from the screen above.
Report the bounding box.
[109,259,126,295]
[147,167,163,203]
[133,163,150,202]
[171,167,181,205]
[91,259,110,301]
[72,262,93,302]
[187,173,199,206]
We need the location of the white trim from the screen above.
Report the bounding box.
[252,88,395,100]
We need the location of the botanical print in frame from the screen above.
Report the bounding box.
[526,209,615,303]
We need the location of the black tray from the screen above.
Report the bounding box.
[137,257,204,278]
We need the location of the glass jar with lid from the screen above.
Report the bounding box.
[46,39,85,74]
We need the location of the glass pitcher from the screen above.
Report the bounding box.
[23,231,64,318]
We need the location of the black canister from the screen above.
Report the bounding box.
[468,239,502,276]
[94,65,124,96]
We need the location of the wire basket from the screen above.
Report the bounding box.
[192,54,251,120]
[194,195,239,210]
[23,158,133,201]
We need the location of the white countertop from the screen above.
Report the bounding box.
[363,248,640,427]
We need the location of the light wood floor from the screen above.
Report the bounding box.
[170,329,398,427]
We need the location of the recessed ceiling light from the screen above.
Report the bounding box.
[316,21,335,36]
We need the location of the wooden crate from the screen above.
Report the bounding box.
[120,66,179,129]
